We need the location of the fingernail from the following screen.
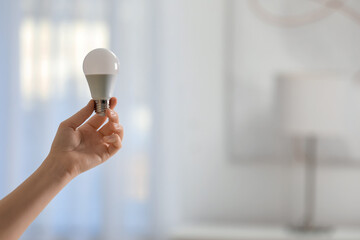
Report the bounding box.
[104,135,117,143]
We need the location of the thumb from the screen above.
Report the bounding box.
[61,100,94,129]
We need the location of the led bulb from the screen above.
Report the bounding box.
[83,48,119,116]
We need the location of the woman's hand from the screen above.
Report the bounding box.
[0,98,123,239]
[46,97,124,179]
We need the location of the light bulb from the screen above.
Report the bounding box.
[83,48,119,116]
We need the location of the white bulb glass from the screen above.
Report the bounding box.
[83,48,119,116]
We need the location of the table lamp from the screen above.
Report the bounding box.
[276,72,349,232]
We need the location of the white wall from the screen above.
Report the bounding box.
[157,0,360,232]
[157,0,291,227]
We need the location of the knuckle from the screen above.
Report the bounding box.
[113,123,121,132]
[59,120,67,128]
[117,138,122,149]
[115,134,121,141]
[110,110,119,121]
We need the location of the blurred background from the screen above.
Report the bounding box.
[2,0,360,239]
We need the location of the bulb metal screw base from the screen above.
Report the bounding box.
[94,99,110,116]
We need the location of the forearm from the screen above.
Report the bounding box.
[0,156,72,240]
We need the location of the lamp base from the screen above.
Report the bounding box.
[94,99,110,116]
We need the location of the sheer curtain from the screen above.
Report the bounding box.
[0,0,158,239]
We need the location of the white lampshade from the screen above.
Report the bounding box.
[277,72,349,137]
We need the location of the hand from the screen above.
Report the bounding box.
[45,97,124,179]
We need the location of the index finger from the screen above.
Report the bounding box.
[61,100,94,129]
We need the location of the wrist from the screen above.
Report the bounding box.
[40,155,75,185]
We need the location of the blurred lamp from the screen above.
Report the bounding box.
[277,72,348,232]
